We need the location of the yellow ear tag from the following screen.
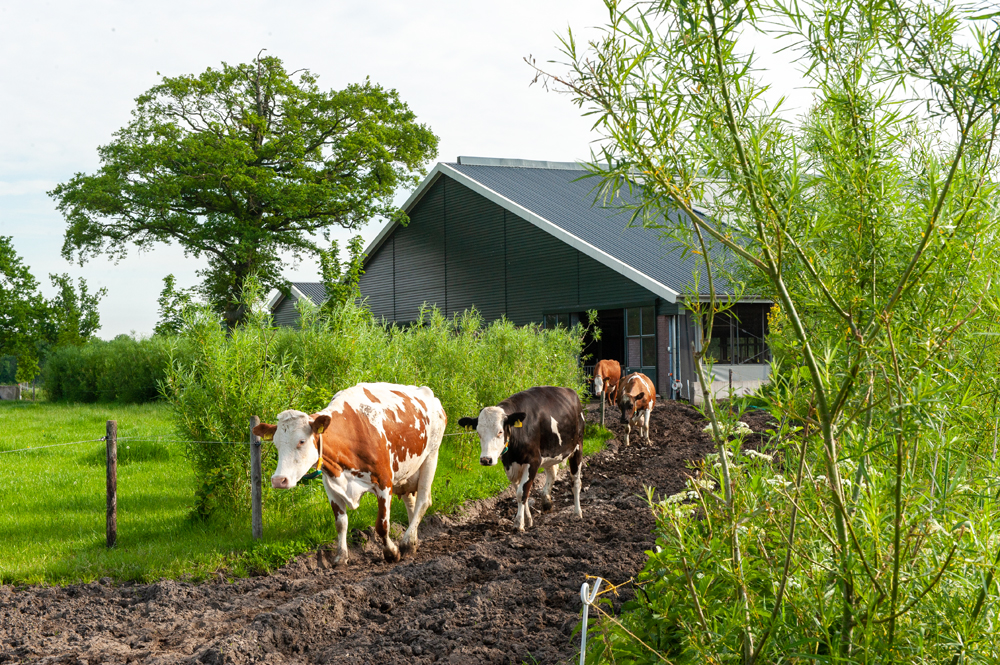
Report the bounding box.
[515,421,522,428]
[316,426,326,434]
[260,433,273,441]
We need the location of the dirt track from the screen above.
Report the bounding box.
[0,401,772,664]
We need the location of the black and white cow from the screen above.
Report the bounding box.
[459,386,585,531]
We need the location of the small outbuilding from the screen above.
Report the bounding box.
[276,157,772,402]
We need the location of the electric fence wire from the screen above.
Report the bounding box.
[0,430,478,455]
[0,438,108,455]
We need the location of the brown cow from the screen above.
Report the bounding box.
[254,383,446,566]
[593,359,621,408]
[617,372,656,446]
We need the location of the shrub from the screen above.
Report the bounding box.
[43,335,193,403]
[163,300,590,517]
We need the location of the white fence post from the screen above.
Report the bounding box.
[579,577,603,664]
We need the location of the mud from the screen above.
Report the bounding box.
[0,401,773,664]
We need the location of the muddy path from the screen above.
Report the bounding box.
[0,401,773,665]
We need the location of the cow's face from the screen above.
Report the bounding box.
[254,410,331,489]
[459,407,526,466]
[593,375,604,397]
[619,392,644,424]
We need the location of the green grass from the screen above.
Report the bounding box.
[0,400,613,585]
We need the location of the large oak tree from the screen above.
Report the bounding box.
[51,55,438,326]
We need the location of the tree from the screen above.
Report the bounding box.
[543,0,1000,661]
[51,54,439,327]
[319,235,366,316]
[154,274,198,336]
[45,274,107,347]
[0,236,47,377]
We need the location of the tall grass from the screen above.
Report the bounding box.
[163,300,590,517]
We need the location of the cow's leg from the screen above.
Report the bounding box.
[643,408,652,444]
[569,445,584,519]
[623,419,632,447]
[403,492,417,524]
[375,485,400,563]
[539,463,559,511]
[513,464,537,531]
[401,446,440,554]
[330,499,350,566]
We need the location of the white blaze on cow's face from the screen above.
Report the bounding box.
[593,375,604,397]
[475,406,507,466]
[269,410,320,489]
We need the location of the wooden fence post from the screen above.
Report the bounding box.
[600,395,606,428]
[250,416,263,540]
[106,420,117,549]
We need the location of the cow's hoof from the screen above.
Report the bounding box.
[383,546,401,563]
[332,553,349,567]
[575,511,584,520]
[399,539,418,555]
[540,497,553,512]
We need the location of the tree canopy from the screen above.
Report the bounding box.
[51,54,439,326]
[0,236,105,380]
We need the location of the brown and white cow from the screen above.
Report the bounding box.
[593,359,621,407]
[618,372,656,446]
[253,383,446,566]
[459,386,584,532]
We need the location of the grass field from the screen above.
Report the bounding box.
[0,400,611,585]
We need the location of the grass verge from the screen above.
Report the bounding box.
[0,401,613,585]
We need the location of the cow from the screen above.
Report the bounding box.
[593,359,621,407]
[618,372,656,446]
[253,383,446,566]
[459,386,584,532]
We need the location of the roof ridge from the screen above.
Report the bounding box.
[454,156,589,171]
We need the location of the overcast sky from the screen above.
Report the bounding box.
[0,1,808,338]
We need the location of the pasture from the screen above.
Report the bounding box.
[0,399,611,585]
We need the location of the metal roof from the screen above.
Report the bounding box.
[268,282,327,311]
[364,158,740,302]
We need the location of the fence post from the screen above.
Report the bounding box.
[600,394,606,428]
[250,416,263,540]
[106,420,117,549]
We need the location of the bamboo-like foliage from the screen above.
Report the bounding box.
[540,0,1000,661]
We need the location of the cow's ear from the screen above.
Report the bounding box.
[458,417,478,430]
[505,412,527,428]
[634,392,645,402]
[253,423,277,441]
[310,414,332,435]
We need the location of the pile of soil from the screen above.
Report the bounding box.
[0,401,773,664]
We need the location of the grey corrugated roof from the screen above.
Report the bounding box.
[445,161,738,297]
[292,282,327,305]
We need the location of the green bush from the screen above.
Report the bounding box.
[162,300,590,517]
[43,335,193,403]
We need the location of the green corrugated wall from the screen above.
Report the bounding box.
[359,174,665,325]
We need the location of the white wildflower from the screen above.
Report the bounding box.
[926,518,945,535]
[744,449,773,462]
[688,478,717,492]
[765,477,793,490]
[702,421,753,437]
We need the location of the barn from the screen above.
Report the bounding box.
[275,156,772,402]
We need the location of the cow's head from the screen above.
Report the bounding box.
[593,374,604,397]
[458,407,526,466]
[619,392,644,424]
[254,410,332,489]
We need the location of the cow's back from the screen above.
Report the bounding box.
[327,382,445,484]
[502,386,583,457]
[622,373,656,410]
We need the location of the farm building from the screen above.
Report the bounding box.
[272,156,772,402]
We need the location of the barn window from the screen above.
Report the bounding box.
[625,306,656,383]
[543,312,573,329]
[702,303,770,364]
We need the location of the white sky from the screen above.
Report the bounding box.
[0,1,810,338]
